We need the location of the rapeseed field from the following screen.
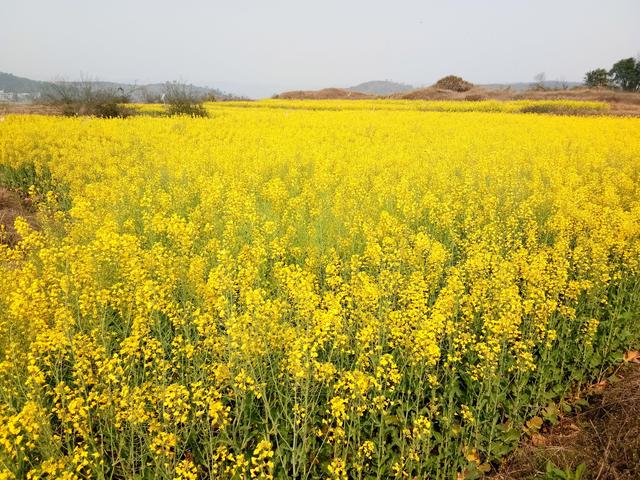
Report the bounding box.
[0,104,639,479]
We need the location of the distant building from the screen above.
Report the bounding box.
[0,91,38,102]
[17,92,37,101]
[0,90,15,102]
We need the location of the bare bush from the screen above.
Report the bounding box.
[163,82,208,117]
[140,87,163,104]
[43,76,134,118]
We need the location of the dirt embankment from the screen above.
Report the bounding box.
[496,356,640,479]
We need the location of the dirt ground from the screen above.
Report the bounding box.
[495,357,640,479]
[0,188,38,246]
[0,103,62,116]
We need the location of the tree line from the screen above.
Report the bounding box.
[43,79,210,118]
[585,56,640,90]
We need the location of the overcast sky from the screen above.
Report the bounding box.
[2,0,638,98]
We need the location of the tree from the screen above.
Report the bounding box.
[163,81,208,117]
[584,68,610,88]
[533,72,546,90]
[43,75,134,117]
[609,57,640,91]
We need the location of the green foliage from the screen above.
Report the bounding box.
[609,57,640,91]
[541,461,587,480]
[0,163,71,210]
[0,163,52,192]
[584,68,610,88]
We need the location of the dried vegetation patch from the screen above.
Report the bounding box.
[0,188,37,246]
[497,359,640,479]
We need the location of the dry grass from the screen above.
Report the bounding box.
[495,362,640,479]
[0,103,63,116]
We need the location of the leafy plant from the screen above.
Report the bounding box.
[541,461,587,480]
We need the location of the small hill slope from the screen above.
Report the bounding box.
[274,88,374,100]
[349,80,414,95]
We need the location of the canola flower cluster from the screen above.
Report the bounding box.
[0,105,639,479]
[128,98,609,116]
[212,99,610,114]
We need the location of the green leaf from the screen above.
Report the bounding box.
[560,401,572,414]
[574,462,587,479]
[542,403,560,425]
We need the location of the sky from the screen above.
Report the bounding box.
[1,0,639,98]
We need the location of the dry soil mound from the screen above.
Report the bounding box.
[433,75,474,92]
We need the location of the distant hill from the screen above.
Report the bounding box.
[0,72,243,101]
[349,80,414,95]
[0,72,49,94]
[274,81,414,100]
[277,79,586,100]
[275,88,373,100]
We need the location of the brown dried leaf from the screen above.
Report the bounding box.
[590,380,608,394]
[623,350,640,363]
[531,433,547,447]
[567,422,581,432]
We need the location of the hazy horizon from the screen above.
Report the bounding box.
[2,0,639,98]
